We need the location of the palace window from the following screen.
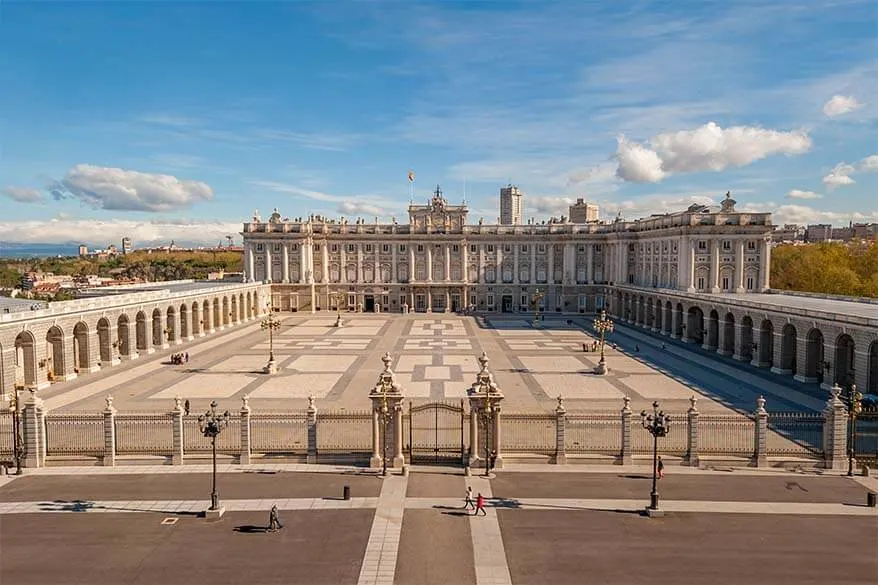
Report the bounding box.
[400,244,407,252]
[747,241,756,251]
[417,244,424,252]
[698,240,707,250]
[579,244,585,252]
[470,244,477,253]
[313,244,320,251]
[331,244,338,252]
[416,267,425,280]
[291,244,298,251]
[365,244,372,253]
[504,244,512,253]
[347,244,356,253]
[746,276,755,290]
[382,244,390,253]
[273,244,281,253]
[697,276,706,290]
[538,244,546,253]
[256,243,264,252]
[521,244,528,253]
[399,295,407,307]
[594,244,601,252]
[722,276,730,290]
[520,294,528,306]
[399,265,409,281]
[722,240,731,251]
[487,294,495,307]
[452,244,459,252]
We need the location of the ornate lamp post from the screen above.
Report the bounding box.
[330,291,344,327]
[479,394,499,477]
[845,383,863,477]
[531,289,545,328]
[592,309,614,375]
[198,400,231,517]
[9,387,23,475]
[641,401,671,514]
[261,305,281,374]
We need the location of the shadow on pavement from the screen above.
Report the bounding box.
[619,474,652,480]
[233,525,271,533]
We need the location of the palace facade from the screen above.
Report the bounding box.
[241,187,774,315]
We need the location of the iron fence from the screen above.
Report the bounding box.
[856,410,878,460]
[698,414,755,455]
[766,412,823,456]
[182,414,241,453]
[565,413,621,454]
[500,413,556,454]
[114,413,174,456]
[630,413,688,455]
[250,413,308,454]
[44,413,104,456]
[317,410,371,454]
[0,411,13,457]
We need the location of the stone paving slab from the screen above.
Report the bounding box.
[405,470,466,498]
[395,509,476,585]
[489,472,871,505]
[0,472,382,502]
[0,510,374,585]
[498,510,877,585]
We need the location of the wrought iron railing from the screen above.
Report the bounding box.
[249,413,308,454]
[115,413,174,455]
[317,410,371,454]
[44,413,104,456]
[501,413,556,454]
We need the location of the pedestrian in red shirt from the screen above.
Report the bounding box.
[474,493,487,516]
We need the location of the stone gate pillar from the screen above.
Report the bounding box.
[369,352,405,469]
[467,351,505,470]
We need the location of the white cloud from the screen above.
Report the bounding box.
[859,154,878,171]
[336,201,387,217]
[822,162,856,188]
[2,186,43,203]
[822,95,862,118]
[785,189,822,200]
[567,164,617,187]
[0,217,242,247]
[49,165,213,212]
[770,204,876,225]
[615,122,811,183]
[615,136,666,182]
[527,196,576,216]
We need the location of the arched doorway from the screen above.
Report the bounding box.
[686,307,704,344]
[14,331,37,389]
[776,324,797,375]
[135,311,148,353]
[97,318,112,365]
[674,303,684,338]
[191,301,200,336]
[654,299,663,332]
[705,309,719,350]
[117,314,131,358]
[152,308,163,347]
[757,320,774,367]
[72,322,91,374]
[722,313,735,356]
[869,341,878,393]
[803,328,824,383]
[180,304,189,340]
[46,325,66,381]
[166,307,177,344]
[834,334,855,387]
[645,298,653,328]
[740,316,754,361]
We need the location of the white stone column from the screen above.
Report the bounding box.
[479,245,485,284]
[710,238,720,293]
[530,244,536,283]
[340,247,347,283]
[299,242,306,284]
[282,243,290,283]
[513,244,520,284]
[265,244,273,283]
[426,245,433,282]
[586,243,594,284]
[408,246,415,282]
[357,243,363,283]
[687,239,696,292]
[391,244,398,282]
[245,244,255,282]
[444,244,451,282]
[322,243,329,284]
[462,242,469,283]
[548,244,555,283]
[734,239,745,293]
[760,239,771,291]
[562,243,573,284]
[496,244,503,282]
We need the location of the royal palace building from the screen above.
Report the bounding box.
[241,187,774,315]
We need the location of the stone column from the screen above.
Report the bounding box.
[21,391,44,468]
[478,245,485,284]
[426,246,433,282]
[467,352,504,470]
[670,305,681,339]
[103,395,117,467]
[468,404,480,468]
[760,239,771,291]
[547,244,555,284]
[687,396,699,467]
[306,239,314,284]
[300,242,308,284]
[586,244,594,284]
[732,323,746,361]
[513,244,519,284]
[392,244,398,283]
[754,396,768,467]
[171,396,184,466]
[408,246,415,282]
[340,247,347,283]
[368,353,406,469]
[496,244,504,282]
[393,403,404,467]
[462,242,469,283]
[562,243,573,284]
[710,238,720,293]
[265,245,273,283]
[282,243,290,283]
[620,396,633,466]
[240,394,251,465]
[444,245,451,282]
[823,384,847,471]
[322,243,329,284]
[306,395,317,464]
[375,243,381,284]
[734,239,745,293]
[687,239,697,292]
[357,243,363,283]
[370,409,381,467]
[554,397,567,465]
[246,244,255,282]
[770,331,790,375]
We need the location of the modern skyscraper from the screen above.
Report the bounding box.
[121,237,132,255]
[499,184,523,225]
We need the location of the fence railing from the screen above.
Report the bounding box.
[10,394,861,470]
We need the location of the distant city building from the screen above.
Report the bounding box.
[568,198,599,223]
[806,224,832,242]
[772,224,806,243]
[121,237,132,255]
[499,184,523,225]
[78,244,88,256]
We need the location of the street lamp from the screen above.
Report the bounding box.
[260,304,281,374]
[9,387,23,475]
[330,291,344,327]
[531,289,545,328]
[198,400,231,516]
[641,401,671,513]
[845,383,863,477]
[478,394,499,477]
[592,309,614,375]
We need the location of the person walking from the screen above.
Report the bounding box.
[464,486,475,511]
[657,456,664,480]
[474,493,487,516]
[268,504,283,531]
[183,399,190,416]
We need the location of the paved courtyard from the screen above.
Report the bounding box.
[0,467,875,585]
[34,313,827,416]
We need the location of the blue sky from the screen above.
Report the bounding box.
[1,0,876,246]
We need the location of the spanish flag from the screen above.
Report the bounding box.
[408,170,415,182]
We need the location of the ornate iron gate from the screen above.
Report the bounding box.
[408,400,466,465]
